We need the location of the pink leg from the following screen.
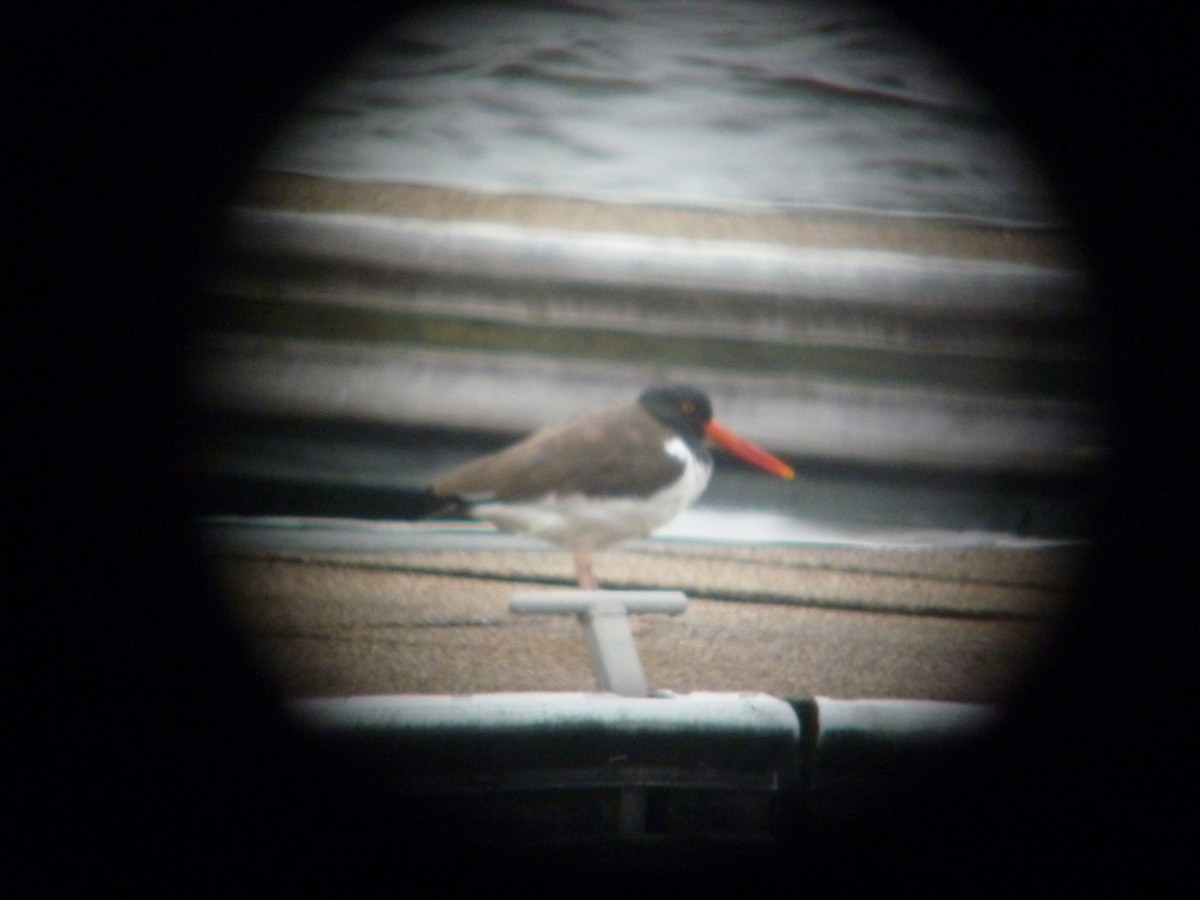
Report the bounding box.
[573,544,598,590]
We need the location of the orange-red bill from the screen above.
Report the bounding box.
[703,420,795,479]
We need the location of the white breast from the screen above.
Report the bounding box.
[472,436,713,549]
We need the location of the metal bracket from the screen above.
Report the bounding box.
[510,591,688,697]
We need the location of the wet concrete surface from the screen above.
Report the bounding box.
[208,528,1077,703]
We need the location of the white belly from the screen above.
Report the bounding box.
[472,437,713,548]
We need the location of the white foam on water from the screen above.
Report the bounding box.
[653,507,1080,549]
[201,511,1081,553]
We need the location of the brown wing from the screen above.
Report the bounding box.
[432,403,686,501]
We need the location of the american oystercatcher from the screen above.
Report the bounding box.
[429,385,794,589]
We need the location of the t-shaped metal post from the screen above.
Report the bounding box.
[510,591,688,697]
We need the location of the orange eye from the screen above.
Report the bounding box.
[681,401,695,414]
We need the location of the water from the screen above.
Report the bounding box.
[216,0,1093,543]
[261,0,1059,223]
[195,414,1094,541]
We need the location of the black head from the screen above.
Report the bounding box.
[638,385,713,439]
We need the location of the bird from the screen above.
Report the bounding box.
[427,385,794,589]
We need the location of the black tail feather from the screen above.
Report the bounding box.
[419,490,472,520]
